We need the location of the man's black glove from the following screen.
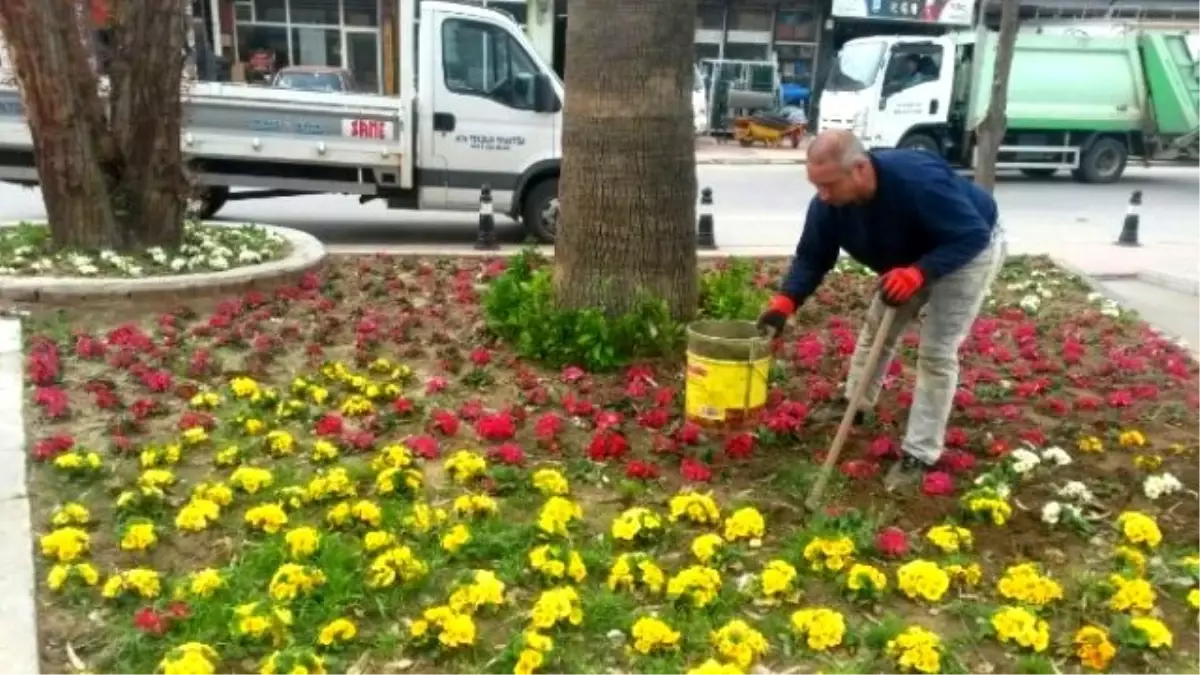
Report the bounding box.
[756,294,796,338]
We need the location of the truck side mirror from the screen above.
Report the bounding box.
[534,74,559,113]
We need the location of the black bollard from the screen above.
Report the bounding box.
[1116,189,1142,247]
[475,184,498,251]
[697,187,717,250]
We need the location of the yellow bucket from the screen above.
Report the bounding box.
[685,320,771,427]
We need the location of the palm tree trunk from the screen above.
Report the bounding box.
[554,0,699,320]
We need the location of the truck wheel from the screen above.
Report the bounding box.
[1075,137,1127,184]
[521,177,558,243]
[899,133,940,154]
[188,186,230,220]
[1020,169,1057,179]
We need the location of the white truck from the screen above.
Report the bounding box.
[0,0,566,241]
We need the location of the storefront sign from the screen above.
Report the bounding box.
[830,0,975,26]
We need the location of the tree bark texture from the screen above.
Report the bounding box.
[0,0,189,252]
[973,0,1020,193]
[554,0,699,320]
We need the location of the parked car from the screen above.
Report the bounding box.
[270,66,356,93]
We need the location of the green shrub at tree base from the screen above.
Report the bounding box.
[483,250,780,372]
[482,249,683,371]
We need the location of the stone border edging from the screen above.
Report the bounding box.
[0,222,326,303]
[1137,269,1200,297]
[0,317,38,674]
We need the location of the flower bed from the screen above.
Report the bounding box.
[24,255,1199,674]
[0,221,287,277]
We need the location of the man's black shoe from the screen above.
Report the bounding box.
[883,455,930,493]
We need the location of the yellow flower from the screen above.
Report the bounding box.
[668,490,721,525]
[403,501,447,534]
[214,446,241,466]
[995,563,1063,608]
[1114,545,1147,576]
[944,563,982,588]
[182,427,209,445]
[991,605,1050,652]
[447,570,507,614]
[1074,625,1116,670]
[529,586,583,630]
[1130,616,1172,649]
[896,560,950,603]
[285,527,321,558]
[230,466,274,493]
[1117,511,1162,548]
[372,444,413,471]
[442,524,472,553]
[159,642,219,675]
[1189,588,1199,610]
[265,430,295,457]
[51,503,90,527]
[46,563,100,591]
[445,450,488,483]
[845,563,888,596]
[453,493,499,518]
[514,648,544,675]
[1118,429,1146,447]
[176,498,221,532]
[687,659,743,675]
[351,499,383,527]
[317,618,357,646]
[245,503,289,533]
[120,522,158,551]
[606,553,663,594]
[710,619,769,669]
[524,630,553,653]
[723,507,764,544]
[39,527,90,562]
[759,559,797,601]
[1077,435,1104,453]
[611,507,663,542]
[886,626,942,674]
[53,450,103,472]
[363,530,395,553]
[188,568,224,597]
[234,602,293,640]
[925,524,972,553]
[1133,453,1162,471]
[631,616,681,655]
[790,607,846,651]
[537,496,583,536]
[1107,574,1156,613]
[190,391,222,408]
[305,467,357,502]
[230,376,261,398]
[103,568,161,599]
[803,536,856,573]
[243,418,266,436]
[667,565,723,608]
[963,489,1012,525]
[531,468,569,496]
[311,439,339,462]
[258,647,325,674]
[691,533,725,564]
[366,546,428,588]
[339,394,374,416]
[268,563,327,602]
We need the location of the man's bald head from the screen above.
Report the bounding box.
[808,129,869,170]
[805,129,876,206]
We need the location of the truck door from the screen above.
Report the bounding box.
[426,8,557,211]
[874,41,955,150]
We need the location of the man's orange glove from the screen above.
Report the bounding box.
[879,266,925,306]
[756,294,795,338]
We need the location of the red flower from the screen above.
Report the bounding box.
[475,412,516,442]
[680,457,713,483]
[624,378,649,399]
[867,435,898,460]
[1106,390,1134,408]
[129,398,161,421]
[651,434,680,456]
[406,434,439,460]
[133,607,167,635]
[469,347,492,366]
[624,460,660,481]
[177,411,215,431]
[561,393,595,417]
[874,527,909,557]
[652,387,677,408]
[953,388,976,408]
[343,430,376,452]
[392,397,416,416]
[313,414,344,437]
[594,410,624,431]
[560,366,586,383]
[32,434,74,462]
[936,449,976,474]
[636,408,670,430]
[425,376,449,395]
[430,409,460,436]
[723,433,755,460]
[458,399,485,421]
[840,459,879,480]
[1018,428,1046,447]
[586,430,629,462]
[533,412,564,446]
[74,334,107,360]
[944,427,969,448]
[921,471,955,497]
[675,421,702,445]
[487,443,526,466]
[34,387,70,419]
[166,601,190,619]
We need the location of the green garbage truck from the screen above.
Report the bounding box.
[818,28,1199,182]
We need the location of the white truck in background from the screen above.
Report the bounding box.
[0,1,567,242]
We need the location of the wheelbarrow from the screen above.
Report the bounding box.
[732,114,805,149]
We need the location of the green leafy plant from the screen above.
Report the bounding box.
[482,248,682,371]
[699,259,770,321]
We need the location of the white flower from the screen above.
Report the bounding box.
[1009,448,1041,474]
[208,255,230,270]
[169,257,188,272]
[147,246,168,264]
[1057,480,1094,503]
[1143,473,1183,500]
[1041,501,1062,525]
[1040,446,1073,467]
[31,258,54,272]
[1019,294,1041,314]
[238,249,262,264]
[0,266,16,275]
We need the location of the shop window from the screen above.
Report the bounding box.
[442,18,541,110]
[728,6,771,32]
[344,0,379,27]
[290,0,340,25]
[696,4,725,31]
[291,26,341,66]
[252,0,286,23]
[775,7,818,42]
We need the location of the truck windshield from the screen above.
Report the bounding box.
[825,41,885,93]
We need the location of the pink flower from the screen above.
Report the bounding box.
[921,471,955,497]
[874,527,909,557]
[487,443,525,466]
[475,412,516,442]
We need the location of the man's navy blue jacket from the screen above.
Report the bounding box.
[781,149,998,303]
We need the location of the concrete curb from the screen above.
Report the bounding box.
[0,317,39,674]
[0,222,326,303]
[1137,269,1200,297]
[1053,256,1196,357]
[325,244,797,260]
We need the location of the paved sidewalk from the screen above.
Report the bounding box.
[695,136,808,165]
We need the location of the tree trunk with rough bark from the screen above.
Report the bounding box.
[973,0,1020,193]
[554,0,699,320]
[0,0,189,252]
